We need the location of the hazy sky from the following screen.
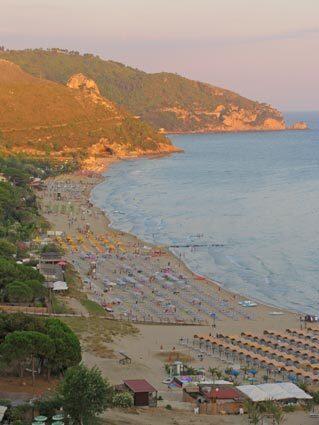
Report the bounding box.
[1,0,319,110]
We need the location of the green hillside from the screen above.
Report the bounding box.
[0,49,285,133]
[0,59,175,159]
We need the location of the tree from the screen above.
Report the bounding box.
[0,314,80,380]
[244,400,262,425]
[0,239,16,259]
[0,330,54,381]
[209,367,222,382]
[0,331,33,377]
[0,258,43,289]
[6,281,33,303]
[44,318,81,375]
[25,279,46,301]
[27,331,54,383]
[58,364,111,425]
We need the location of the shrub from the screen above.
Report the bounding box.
[112,392,134,408]
[283,404,296,413]
[0,239,16,259]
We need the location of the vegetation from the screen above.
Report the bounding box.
[57,364,111,425]
[0,59,172,157]
[0,144,136,425]
[244,400,286,425]
[112,392,134,408]
[80,299,107,316]
[62,316,137,358]
[0,313,81,379]
[209,366,222,381]
[0,48,284,132]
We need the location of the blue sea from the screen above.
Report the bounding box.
[91,112,319,314]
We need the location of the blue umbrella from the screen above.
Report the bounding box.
[288,374,297,382]
[248,369,257,375]
[230,369,240,377]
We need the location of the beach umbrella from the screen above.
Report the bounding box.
[34,416,48,422]
[52,414,64,421]
[288,374,297,382]
[230,369,240,377]
[248,369,257,376]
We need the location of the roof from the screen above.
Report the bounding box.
[207,388,243,400]
[198,380,232,386]
[237,382,312,402]
[52,281,68,291]
[124,379,157,393]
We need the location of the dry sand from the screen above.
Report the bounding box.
[37,163,308,424]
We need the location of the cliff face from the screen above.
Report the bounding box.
[0,61,179,160]
[159,103,285,133]
[0,49,286,134]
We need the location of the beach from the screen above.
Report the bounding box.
[39,159,299,330]
[36,158,317,422]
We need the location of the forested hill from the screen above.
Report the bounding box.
[0,59,176,162]
[0,48,285,133]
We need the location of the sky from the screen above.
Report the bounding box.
[1,0,319,110]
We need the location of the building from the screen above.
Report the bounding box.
[123,379,157,407]
[237,382,312,404]
[183,383,246,414]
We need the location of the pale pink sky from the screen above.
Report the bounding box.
[1,0,319,110]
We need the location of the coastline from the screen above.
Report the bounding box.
[161,126,308,135]
[38,153,300,333]
[90,164,299,317]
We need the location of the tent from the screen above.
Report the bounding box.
[237,382,312,402]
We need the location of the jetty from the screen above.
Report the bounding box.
[169,243,224,248]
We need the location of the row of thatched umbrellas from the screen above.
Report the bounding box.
[219,333,319,373]
[194,334,319,382]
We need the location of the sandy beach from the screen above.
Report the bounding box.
[36,159,308,423]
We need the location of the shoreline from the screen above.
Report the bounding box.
[162,126,309,135]
[89,157,303,318]
[42,155,301,331]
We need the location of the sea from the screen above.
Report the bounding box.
[91,111,319,314]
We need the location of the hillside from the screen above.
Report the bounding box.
[0,49,286,133]
[0,60,177,162]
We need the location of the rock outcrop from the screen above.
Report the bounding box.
[290,121,308,130]
[67,73,100,95]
